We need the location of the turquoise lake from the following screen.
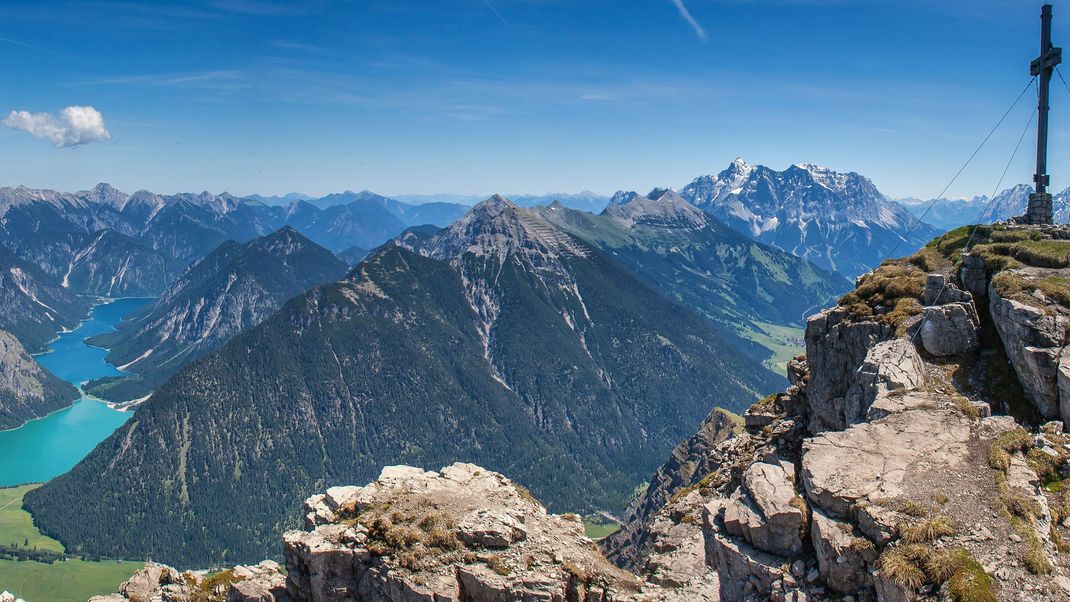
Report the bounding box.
[0,297,152,487]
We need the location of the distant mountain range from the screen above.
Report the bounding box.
[678,159,939,278]
[531,189,851,363]
[83,227,349,404]
[0,183,467,293]
[901,183,1070,231]
[393,191,612,213]
[26,195,783,566]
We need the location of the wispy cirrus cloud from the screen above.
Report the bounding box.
[3,105,111,147]
[670,0,707,41]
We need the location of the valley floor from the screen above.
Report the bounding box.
[0,485,136,602]
[738,320,805,374]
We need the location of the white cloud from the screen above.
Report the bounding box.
[3,105,111,148]
[670,0,708,41]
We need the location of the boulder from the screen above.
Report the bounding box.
[737,461,806,556]
[843,339,925,424]
[810,509,876,594]
[919,302,980,357]
[923,274,973,306]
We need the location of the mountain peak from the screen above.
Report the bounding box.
[604,188,707,229]
[269,224,302,238]
[424,194,586,262]
[474,193,518,212]
[609,190,640,206]
[84,182,129,208]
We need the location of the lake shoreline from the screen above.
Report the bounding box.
[0,297,154,487]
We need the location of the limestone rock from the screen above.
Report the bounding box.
[801,402,971,517]
[919,302,979,357]
[810,508,876,594]
[843,339,925,424]
[989,280,1068,420]
[959,252,987,296]
[118,563,184,602]
[226,562,290,602]
[922,273,973,306]
[304,485,363,529]
[731,461,806,556]
[284,463,650,602]
[457,509,527,548]
[704,501,785,602]
[804,308,895,431]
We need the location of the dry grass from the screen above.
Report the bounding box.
[975,239,1070,270]
[879,544,996,602]
[484,553,511,576]
[357,507,465,570]
[191,570,242,602]
[951,395,980,420]
[838,261,926,330]
[988,427,1032,471]
[1024,539,1053,574]
[878,544,929,590]
[898,517,956,543]
[993,271,1070,309]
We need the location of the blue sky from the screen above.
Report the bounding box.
[0,0,1064,200]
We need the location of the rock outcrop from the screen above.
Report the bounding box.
[87,561,288,602]
[803,307,895,431]
[285,463,653,602]
[989,269,1070,422]
[602,227,1070,602]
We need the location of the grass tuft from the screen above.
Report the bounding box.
[898,517,956,544]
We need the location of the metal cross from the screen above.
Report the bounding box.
[1032,4,1062,195]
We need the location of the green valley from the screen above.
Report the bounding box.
[0,485,136,602]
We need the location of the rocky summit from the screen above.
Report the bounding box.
[89,222,1070,601]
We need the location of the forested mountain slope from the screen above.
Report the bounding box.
[25,196,780,566]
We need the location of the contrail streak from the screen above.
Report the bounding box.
[670,0,707,41]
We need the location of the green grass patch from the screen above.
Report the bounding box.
[0,485,138,601]
[583,518,621,539]
[0,557,136,602]
[737,321,804,374]
[0,485,63,554]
